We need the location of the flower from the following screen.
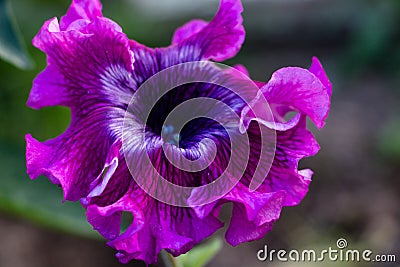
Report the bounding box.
[26,0,331,264]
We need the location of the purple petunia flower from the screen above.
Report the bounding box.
[26,0,331,264]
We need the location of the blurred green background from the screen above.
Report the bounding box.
[0,0,399,266]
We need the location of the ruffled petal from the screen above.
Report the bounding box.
[223,184,285,246]
[309,56,332,97]
[131,0,245,72]
[60,0,103,31]
[26,12,135,200]
[27,64,69,109]
[87,188,223,264]
[192,117,315,244]
[262,67,329,129]
[240,59,330,133]
[274,116,320,169]
[27,4,136,202]
[260,167,313,207]
[227,205,274,246]
[176,0,245,61]
[245,117,318,206]
[29,16,134,109]
[26,106,121,201]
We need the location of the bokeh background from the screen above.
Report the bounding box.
[0,0,399,266]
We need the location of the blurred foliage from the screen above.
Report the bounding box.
[378,120,400,163]
[175,238,223,267]
[343,0,400,76]
[0,0,33,69]
[0,142,97,238]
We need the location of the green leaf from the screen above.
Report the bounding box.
[0,142,98,238]
[0,0,34,69]
[175,238,223,267]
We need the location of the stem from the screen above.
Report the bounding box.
[160,250,181,267]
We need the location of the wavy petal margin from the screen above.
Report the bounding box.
[173,0,245,62]
[26,0,134,200]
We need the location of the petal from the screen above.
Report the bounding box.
[86,141,121,199]
[27,14,135,201]
[224,184,285,246]
[226,205,274,246]
[27,65,69,109]
[26,107,122,201]
[87,190,142,241]
[309,56,332,97]
[87,188,223,264]
[262,167,312,206]
[128,41,158,88]
[187,118,316,246]
[109,0,245,88]
[240,121,276,192]
[171,19,208,45]
[122,131,232,207]
[177,0,245,61]
[29,16,134,109]
[83,157,132,207]
[274,116,320,169]
[240,59,330,132]
[261,66,330,129]
[60,0,103,31]
[241,117,317,204]
[262,117,317,206]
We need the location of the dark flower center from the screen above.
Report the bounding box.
[144,83,232,149]
[161,125,180,146]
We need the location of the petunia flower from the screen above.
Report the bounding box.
[26,0,331,264]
